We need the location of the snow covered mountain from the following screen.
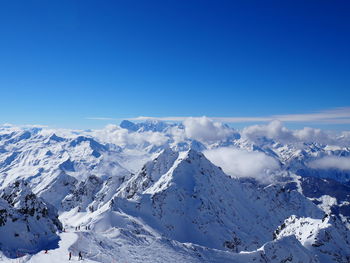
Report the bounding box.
[114,149,324,252]
[273,214,350,262]
[0,120,350,262]
[120,120,178,133]
[0,180,62,258]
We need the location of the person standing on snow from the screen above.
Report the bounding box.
[78,251,83,260]
[69,251,72,260]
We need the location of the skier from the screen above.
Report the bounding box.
[69,251,72,260]
[78,251,83,260]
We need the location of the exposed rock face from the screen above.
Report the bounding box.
[0,180,62,258]
[274,214,350,262]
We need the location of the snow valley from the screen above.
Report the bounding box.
[0,118,350,263]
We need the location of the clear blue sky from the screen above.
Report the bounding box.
[0,0,349,128]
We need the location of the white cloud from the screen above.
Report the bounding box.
[127,107,350,124]
[242,120,294,142]
[340,131,350,141]
[272,107,350,123]
[204,147,280,182]
[183,117,233,143]
[293,127,332,144]
[241,121,341,145]
[168,126,186,143]
[92,124,168,147]
[1,123,14,127]
[94,118,348,147]
[308,156,350,170]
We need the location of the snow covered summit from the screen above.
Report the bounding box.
[113,149,326,252]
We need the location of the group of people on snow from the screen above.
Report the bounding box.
[74,225,91,231]
[43,225,89,260]
[69,251,83,260]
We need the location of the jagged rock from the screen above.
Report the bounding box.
[0,180,62,258]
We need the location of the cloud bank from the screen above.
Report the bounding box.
[183,117,234,143]
[89,117,349,147]
[241,120,339,145]
[92,124,168,147]
[127,107,350,125]
[308,156,350,170]
[242,120,293,142]
[204,147,280,182]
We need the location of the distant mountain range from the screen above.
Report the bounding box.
[0,120,349,262]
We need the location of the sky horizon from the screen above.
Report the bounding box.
[1,1,349,129]
[3,107,350,131]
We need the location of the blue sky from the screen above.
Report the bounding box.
[0,0,349,129]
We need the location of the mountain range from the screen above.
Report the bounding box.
[0,120,349,262]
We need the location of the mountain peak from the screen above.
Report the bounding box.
[48,133,65,142]
[120,120,138,132]
[183,148,205,160]
[120,120,175,132]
